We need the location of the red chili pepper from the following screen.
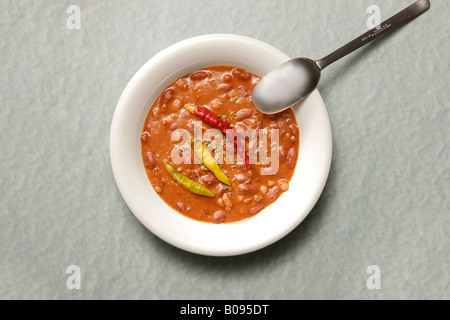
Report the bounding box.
[193,106,231,134]
[184,104,251,168]
[231,133,251,169]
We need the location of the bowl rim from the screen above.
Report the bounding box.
[110,34,332,256]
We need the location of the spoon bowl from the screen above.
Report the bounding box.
[253,58,321,114]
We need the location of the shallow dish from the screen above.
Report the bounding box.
[110,34,332,256]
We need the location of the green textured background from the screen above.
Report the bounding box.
[1,0,448,299]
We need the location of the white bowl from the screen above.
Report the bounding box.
[110,34,332,256]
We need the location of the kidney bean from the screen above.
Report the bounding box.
[266,186,280,202]
[248,139,257,156]
[212,211,227,224]
[249,203,264,215]
[144,152,157,169]
[290,135,297,144]
[219,84,232,91]
[256,119,263,129]
[175,79,187,89]
[253,195,263,202]
[234,173,249,183]
[243,119,254,127]
[201,173,216,185]
[235,163,250,171]
[262,167,277,176]
[260,185,268,195]
[160,88,175,105]
[287,147,297,169]
[234,109,253,121]
[279,146,287,162]
[169,123,179,131]
[223,193,233,208]
[210,101,221,110]
[222,73,233,82]
[215,183,227,197]
[279,180,289,191]
[217,198,224,207]
[233,123,246,136]
[190,71,208,81]
[152,178,162,193]
[177,202,189,211]
[238,85,249,97]
[173,99,182,108]
[141,132,151,143]
[187,122,195,134]
[239,184,258,195]
[232,68,252,81]
[180,108,189,118]
[151,106,160,118]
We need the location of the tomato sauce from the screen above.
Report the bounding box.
[141,66,299,224]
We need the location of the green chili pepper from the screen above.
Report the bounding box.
[195,141,231,186]
[185,132,231,186]
[164,161,215,197]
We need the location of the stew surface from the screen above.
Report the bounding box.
[141,66,299,224]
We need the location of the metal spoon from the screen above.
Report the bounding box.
[253,0,431,114]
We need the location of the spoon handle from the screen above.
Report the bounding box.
[316,0,430,70]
